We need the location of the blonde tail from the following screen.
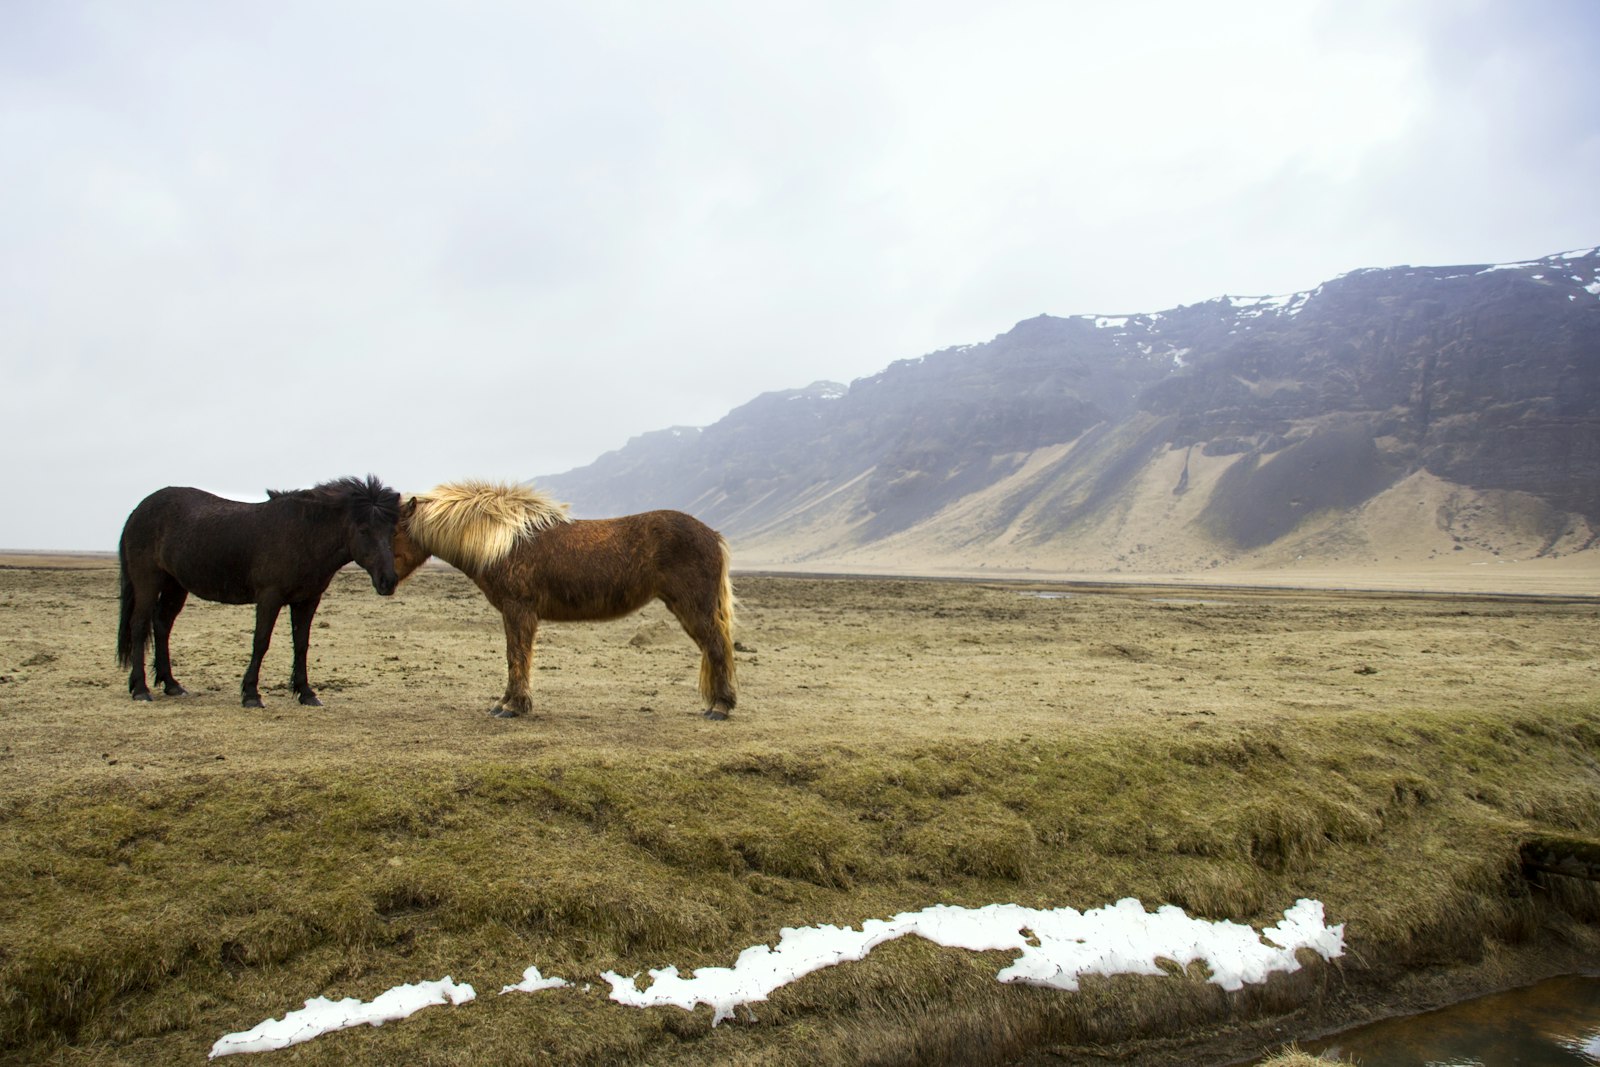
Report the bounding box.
[699,536,738,709]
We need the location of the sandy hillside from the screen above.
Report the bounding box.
[728,439,1600,590]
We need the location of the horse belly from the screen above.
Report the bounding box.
[515,565,654,622]
[497,522,668,621]
[539,593,650,623]
[156,541,259,605]
[163,563,255,605]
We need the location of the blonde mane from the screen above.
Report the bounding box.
[406,480,572,572]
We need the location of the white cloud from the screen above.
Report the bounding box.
[2,0,1598,547]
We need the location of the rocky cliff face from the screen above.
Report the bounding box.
[542,247,1600,571]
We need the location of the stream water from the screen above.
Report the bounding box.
[1272,974,1600,1065]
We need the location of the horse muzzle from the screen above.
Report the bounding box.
[373,573,398,596]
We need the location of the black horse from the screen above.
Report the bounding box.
[117,475,402,707]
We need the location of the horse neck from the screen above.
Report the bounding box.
[393,537,434,582]
[276,499,357,570]
[401,517,493,578]
[420,539,478,578]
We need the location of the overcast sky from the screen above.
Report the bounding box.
[4,1,1599,549]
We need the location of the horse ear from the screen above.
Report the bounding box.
[400,497,418,520]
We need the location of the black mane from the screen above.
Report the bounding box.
[267,475,402,526]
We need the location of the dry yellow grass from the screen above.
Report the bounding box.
[3,560,1600,1064]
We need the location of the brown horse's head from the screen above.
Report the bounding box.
[392,498,433,583]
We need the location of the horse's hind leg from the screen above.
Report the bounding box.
[152,578,188,696]
[663,595,737,721]
[125,576,161,702]
[491,602,538,718]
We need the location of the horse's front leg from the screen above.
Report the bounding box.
[491,602,539,718]
[241,597,283,708]
[289,598,323,706]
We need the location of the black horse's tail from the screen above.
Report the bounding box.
[116,537,134,669]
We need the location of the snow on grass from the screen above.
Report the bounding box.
[208,977,476,1058]
[210,898,1342,1053]
[500,965,571,995]
[602,897,1342,1025]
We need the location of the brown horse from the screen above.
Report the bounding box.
[392,481,737,719]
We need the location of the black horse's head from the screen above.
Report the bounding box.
[351,517,401,596]
[350,476,403,596]
[294,475,403,595]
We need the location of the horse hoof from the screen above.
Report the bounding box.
[702,709,729,721]
[163,684,188,697]
[243,697,264,709]
[492,708,521,719]
[131,691,153,703]
[298,693,323,707]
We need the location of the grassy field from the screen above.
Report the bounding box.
[3,561,1600,1064]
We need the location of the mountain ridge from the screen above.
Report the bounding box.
[541,247,1600,575]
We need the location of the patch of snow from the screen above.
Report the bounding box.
[1095,316,1130,329]
[1226,292,1311,319]
[212,899,1344,1052]
[1477,260,1541,274]
[209,977,476,1058]
[603,898,1342,1026]
[501,966,571,995]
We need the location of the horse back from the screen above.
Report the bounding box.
[498,510,726,621]
[121,488,341,605]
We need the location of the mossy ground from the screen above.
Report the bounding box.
[2,564,1598,1064]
